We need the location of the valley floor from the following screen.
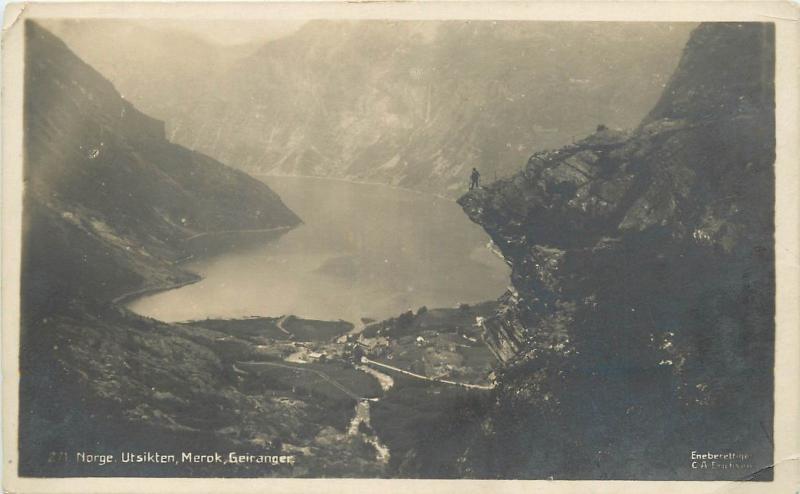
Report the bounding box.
[21,296,501,478]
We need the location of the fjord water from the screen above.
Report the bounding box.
[128,176,510,324]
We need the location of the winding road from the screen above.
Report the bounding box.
[274,315,294,338]
[361,357,493,390]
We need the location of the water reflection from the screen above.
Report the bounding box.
[128,176,509,323]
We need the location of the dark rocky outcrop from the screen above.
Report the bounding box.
[458,22,775,479]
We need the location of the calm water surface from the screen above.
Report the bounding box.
[128,176,509,324]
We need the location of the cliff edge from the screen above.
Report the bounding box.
[458,22,775,479]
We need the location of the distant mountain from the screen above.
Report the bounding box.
[39,19,263,126]
[455,22,775,479]
[49,20,696,195]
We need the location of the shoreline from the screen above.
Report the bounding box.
[115,223,297,308]
[253,172,456,203]
[111,275,202,306]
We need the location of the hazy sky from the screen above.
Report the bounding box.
[42,18,308,47]
[147,19,308,45]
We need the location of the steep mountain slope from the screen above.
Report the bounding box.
[19,23,373,477]
[49,20,695,195]
[39,19,264,125]
[457,22,775,479]
[23,21,299,311]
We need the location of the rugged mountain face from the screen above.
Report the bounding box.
[23,22,299,311]
[458,22,775,479]
[19,23,342,476]
[48,20,695,195]
[176,21,695,195]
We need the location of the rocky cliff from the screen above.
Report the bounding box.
[458,22,775,479]
[19,23,337,477]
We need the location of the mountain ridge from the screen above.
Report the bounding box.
[44,20,696,196]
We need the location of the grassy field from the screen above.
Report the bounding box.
[183,317,287,341]
[184,316,352,343]
[239,361,381,397]
[360,301,500,385]
[236,359,383,431]
[282,316,353,342]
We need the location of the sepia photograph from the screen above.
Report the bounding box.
[2,2,799,492]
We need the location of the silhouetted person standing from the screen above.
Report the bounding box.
[470,168,481,190]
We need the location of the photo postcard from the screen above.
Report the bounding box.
[2,1,799,492]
